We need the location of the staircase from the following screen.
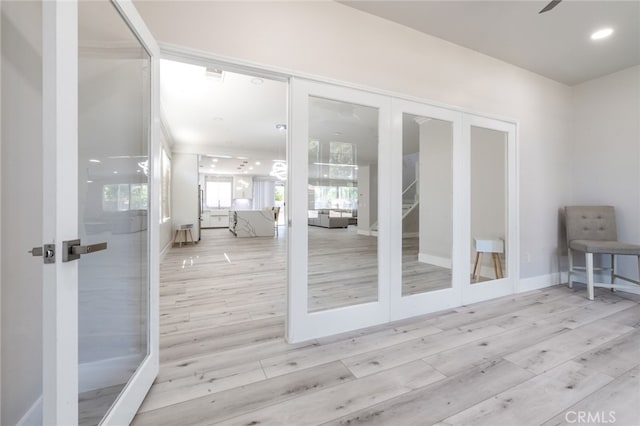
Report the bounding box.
[370,179,418,232]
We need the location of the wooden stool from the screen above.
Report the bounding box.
[472,238,504,281]
[173,224,195,247]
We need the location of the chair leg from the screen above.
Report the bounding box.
[472,252,481,281]
[611,254,616,291]
[586,252,594,301]
[568,247,573,288]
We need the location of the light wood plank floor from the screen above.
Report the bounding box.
[133,228,640,425]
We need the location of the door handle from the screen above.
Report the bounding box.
[62,239,107,262]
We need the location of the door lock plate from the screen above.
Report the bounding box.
[29,244,55,264]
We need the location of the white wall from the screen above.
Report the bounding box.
[171,153,200,240]
[419,119,453,261]
[570,65,640,280]
[1,1,43,424]
[135,0,573,280]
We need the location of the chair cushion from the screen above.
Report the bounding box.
[570,240,640,255]
[565,206,617,242]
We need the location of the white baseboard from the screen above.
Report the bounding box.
[357,229,378,237]
[517,272,563,293]
[418,253,451,269]
[160,239,172,261]
[17,395,42,426]
[79,354,141,393]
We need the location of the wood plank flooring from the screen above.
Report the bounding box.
[132,228,640,425]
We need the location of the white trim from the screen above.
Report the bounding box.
[42,2,79,424]
[16,396,42,426]
[419,253,452,269]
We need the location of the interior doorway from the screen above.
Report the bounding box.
[154,58,290,339]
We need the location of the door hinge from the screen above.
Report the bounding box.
[28,244,56,264]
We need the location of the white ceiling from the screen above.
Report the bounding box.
[341,0,640,86]
[162,60,386,177]
[160,59,288,176]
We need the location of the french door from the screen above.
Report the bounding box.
[388,99,465,320]
[462,114,518,305]
[288,78,518,343]
[288,79,392,342]
[42,1,159,424]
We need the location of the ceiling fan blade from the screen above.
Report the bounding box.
[539,0,562,14]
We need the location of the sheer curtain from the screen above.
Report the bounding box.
[252,178,275,210]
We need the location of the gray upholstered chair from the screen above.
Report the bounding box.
[565,206,640,300]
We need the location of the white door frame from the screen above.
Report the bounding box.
[41,1,160,424]
[287,78,392,343]
[461,114,519,305]
[389,98,464,321]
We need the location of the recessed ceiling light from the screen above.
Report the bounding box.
[250,78,264,85]
[249,167,254,170]
[243,171,248,174]
[136,170,141,173]
[323,174,328,178]
[87,180,93,183]
[255,161,261,165]
[113,171,118,174]
[591,28,614,40]
[275,124,287,131]
[332,132,342,136]
[89,159,101,163]
[212,158,218,162]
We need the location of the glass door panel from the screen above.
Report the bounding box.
[401,113,453,296]
[307,96,379,312]
[78,1,152,424]
[288,79,390,342]
[470,126,508,284]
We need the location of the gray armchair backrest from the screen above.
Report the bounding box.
[565,206,617,243]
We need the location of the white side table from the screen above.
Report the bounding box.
[473,238,504,281]
[173,223,195,247]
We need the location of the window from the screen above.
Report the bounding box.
[103,183,148,212]
[309,184,358,210]
[205,179,232,208]
[161,147,171,221]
